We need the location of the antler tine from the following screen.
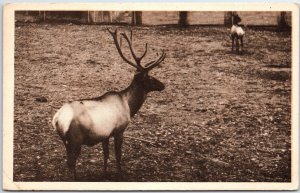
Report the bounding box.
[121,31,150,69]
[140,43,148,62]
[144,50,166,71]
[107,28,142,71]
[152,51,166,67]
[120,32,140,65]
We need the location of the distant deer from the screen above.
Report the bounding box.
[52,28,166,179]
[230,13,245,53]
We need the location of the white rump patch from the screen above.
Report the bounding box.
[236,27,245,36]
[231,25,245,36]
[52,104,74,135]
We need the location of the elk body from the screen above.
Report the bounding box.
[52,28,166,179]
[230,13,245,53]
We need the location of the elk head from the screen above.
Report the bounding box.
[232,13,242,25]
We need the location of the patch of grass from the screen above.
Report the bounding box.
[14,23,291,182]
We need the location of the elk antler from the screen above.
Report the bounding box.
[107,28,165,72]
[144,50,166,71]
[107,28,143,71]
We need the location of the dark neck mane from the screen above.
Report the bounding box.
[232,16,241,26]
[121,77,147,117]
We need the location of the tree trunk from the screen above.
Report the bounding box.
[278,11,289,30]
[178,11,188,27]
[224,11,233,26]
[132,11,142,25]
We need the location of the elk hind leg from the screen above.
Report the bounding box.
[65,140,81,180]
[65,123,83,180]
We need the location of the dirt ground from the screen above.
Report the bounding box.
[13,23,291,182]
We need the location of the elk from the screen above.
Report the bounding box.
[230,13,245,53]
[52,28,166,179]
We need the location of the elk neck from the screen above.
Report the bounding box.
[121,75,148,117]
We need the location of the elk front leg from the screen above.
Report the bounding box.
[102,138,109,174]
[231,35,235,52]
[240,37,244,52]
[236,37,239,52]
[114,132,124,174]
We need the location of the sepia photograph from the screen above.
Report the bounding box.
[3,2,299,191]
